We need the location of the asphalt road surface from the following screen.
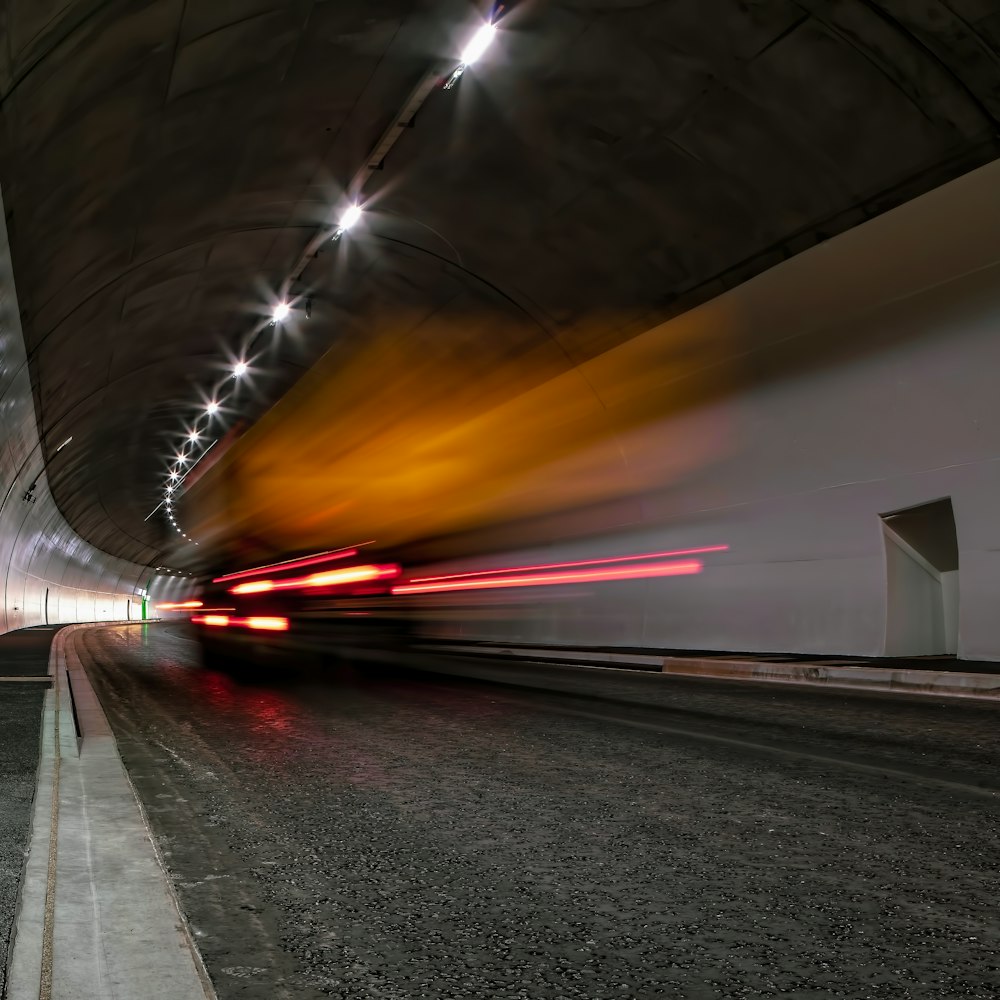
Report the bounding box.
[78,623,1000,1000]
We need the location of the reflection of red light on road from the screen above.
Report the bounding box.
[408,546,727,585]
[229,564,399,595]
[393,559,703,595]
[213,544,372,584]
[158,600,204,610]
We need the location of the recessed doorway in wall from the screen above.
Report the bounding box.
[880,497,959,656]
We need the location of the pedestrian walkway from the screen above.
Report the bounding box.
[0,627,57,997]
[0,623,212,1000]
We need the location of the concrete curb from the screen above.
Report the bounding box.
[6,622,215,1000]
[417,643,1000,701]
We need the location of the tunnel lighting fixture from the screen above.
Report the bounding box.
[461,22,495,65]
[340,204,362,231]
[165,485,174,494]
[176,455,188,464]
[168,472,179,480]
[445,22,496,87]
[331,203,363,242]
[187,430,200,443]
[54,436,73,453]
[233,360,248,378]
[272,301,290,323]
[205,400,220,416]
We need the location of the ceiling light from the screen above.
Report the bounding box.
[272,301,290,323]
[176,455,189,464]
[339,204,362,231]
[461,23,495,65]
[205,401,220,416]
[233,360,248,378]
[54,436,73,453]
[187,431,200,443]
[165,486,174,494]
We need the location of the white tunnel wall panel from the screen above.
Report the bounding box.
[410,163,1000,660]
[0,183,166,636]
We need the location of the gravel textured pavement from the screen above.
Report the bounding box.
[77,623,1000,1000]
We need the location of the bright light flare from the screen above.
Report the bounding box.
[339,204,362,231]
[157,600,203,610]
[205,400,220,416]
[392,559,703,595]
[233,360,248,378]
[461,22,496,65]
[229,563,399,595]
[187,431,200,443]
[272,301,291,323]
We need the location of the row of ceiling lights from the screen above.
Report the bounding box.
[158,15,501,555]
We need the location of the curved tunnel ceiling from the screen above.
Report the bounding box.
[0,0,998,567]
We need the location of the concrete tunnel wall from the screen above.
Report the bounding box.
[0,186,176,636]
[407,160,1000,661]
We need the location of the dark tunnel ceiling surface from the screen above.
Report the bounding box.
[1,0,999,567]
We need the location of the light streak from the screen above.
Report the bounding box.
[229,563,399,595]
[213,545,371,583]
[408,546,728,585]
[392,559,703,595]
[191,614,289,631]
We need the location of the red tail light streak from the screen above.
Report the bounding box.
[193,614,231,626]
[191,614,289,631]
[392,558,705,595]
[229,563,400,595]
[405,546,728,587]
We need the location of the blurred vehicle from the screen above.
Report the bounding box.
[192,545,409,669]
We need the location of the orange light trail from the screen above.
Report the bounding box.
[392,559,703,595]
[212,544,373,583]
[229,563,400,596]
[157,600,204,610]
[407,546,728,585]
